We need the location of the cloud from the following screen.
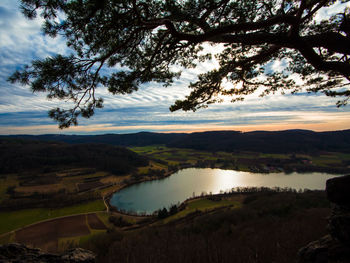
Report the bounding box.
[315,1,350,21]
[0,1,349,135]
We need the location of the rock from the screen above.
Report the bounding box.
[0,243,96,263]
[297,175,350,263]
[297,235,331,263]
[328,205,350,244]
[61,248,96,263]
[327,175,350,245]
[297,235,350,263]
[326,175,350,207]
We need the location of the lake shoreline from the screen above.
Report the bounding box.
[105,169,177,216]
[107,167,341,215]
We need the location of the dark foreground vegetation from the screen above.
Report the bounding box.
[3,129,350,154]
[83,190,330,263]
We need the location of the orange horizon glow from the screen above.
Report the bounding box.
[2,109,349,135]
[162,121,350,133]
[1,120,349,135]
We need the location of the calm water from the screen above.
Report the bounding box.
[110,168,338,214]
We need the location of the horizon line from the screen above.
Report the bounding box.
[1,127,350,136]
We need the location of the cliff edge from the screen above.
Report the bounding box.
[298,175,350,263]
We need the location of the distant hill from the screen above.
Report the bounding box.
[1,129,350,153]
[0,132,185,146]
[167,129,350,153]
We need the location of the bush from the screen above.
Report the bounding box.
[109,216,132,227]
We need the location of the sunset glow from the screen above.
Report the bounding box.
[1,0,350,135]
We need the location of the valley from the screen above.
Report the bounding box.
[0,131,349,261]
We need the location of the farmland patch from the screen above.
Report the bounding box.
[15,214,91,252]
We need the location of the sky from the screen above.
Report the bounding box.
[0,0,350,135]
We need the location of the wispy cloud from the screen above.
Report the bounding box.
[0,1,349,135]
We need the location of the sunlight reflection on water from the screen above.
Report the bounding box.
[110,168,338,214]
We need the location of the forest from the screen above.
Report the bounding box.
[3,129,350,154]
[0,138,148,174]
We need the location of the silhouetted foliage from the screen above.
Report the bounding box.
[157,204,179,219]
[157,208,169,219]
[9,0,350,127]
[109,216,132,227]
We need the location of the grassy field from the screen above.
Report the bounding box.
[162,195,243,224]
[311,152,348,167]
[0,200,105,235]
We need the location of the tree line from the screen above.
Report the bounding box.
[0,138,149,174]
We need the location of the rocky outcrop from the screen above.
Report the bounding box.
[0,243,95,263]
[298,175,350,263]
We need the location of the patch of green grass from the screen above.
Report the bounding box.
[137,167,150,174]
[0,209,49,235]
[58,236,81,251]
[0,200,105,235]
[129,145,166,154]
[95,212,112,227]
[79,229,106,246]
[307,152,350,167]
[57,229,107,252]
[312,156,342,167]
[163,197,242,223]
[49,200,105,218]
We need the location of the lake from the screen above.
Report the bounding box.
[110,168,338,214]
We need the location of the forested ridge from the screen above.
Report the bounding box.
[167,129,350,153]
[0,139,148,174]
[3,129,350,154]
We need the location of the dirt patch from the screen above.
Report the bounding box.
[19,174,60,186]
[58,215,90,238]
[43,240,59,252]
[15,215,90,253]
[15,220,59,252]
[77,181,104,192]
[100,175,127,185]
[87,214,107,230]
[56,168,96,178]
